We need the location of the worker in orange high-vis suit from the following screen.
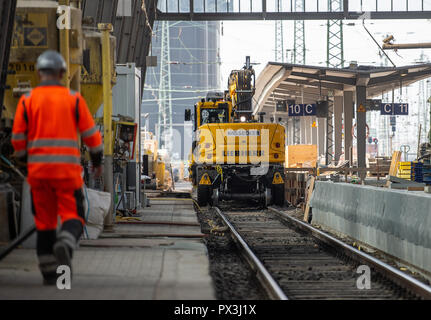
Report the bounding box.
[11,50,103,285]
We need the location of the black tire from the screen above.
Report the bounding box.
[272,184,285,207]
[197,185,210,206]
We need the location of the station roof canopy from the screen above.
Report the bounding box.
[254,62,431,116]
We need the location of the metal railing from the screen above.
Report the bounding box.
[156,0,431,20]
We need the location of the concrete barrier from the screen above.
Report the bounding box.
[310,181,431,274]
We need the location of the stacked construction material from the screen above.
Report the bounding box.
[423,159,431,185]
[285,172,307,206]
[411,162,423,183]
[368,156,391,177]
[396,162,411,180]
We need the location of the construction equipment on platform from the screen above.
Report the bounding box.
[397,162,412,180]
[141,131,158,189]
[155,149,173,191]
[141,134,172,192]
[1,0,116,188]
[95,115,138,213]
[186,57,285,207]
[0,1,121,238]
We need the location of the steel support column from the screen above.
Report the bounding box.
[334,95,343,163]
[99,23,114,231]
[317,117,326,157]
[326,100,334,165]
[304,117,312,144]
[356,86,367,170]
[293,117,301,144]
[326,0,344,68]
[311,116,318,145]
[300,117,306,144]
[288,118,294,145]
[343,91,354,165]
[293,0,305,65]
[275,20,284,62]
[158,20,173,153]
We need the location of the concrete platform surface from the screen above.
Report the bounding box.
[0,197,215,300]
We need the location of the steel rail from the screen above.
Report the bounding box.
[268,207,431,300]
[213,207,288,300]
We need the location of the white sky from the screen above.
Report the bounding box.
[220,19,431,80]
[219,19,431,157]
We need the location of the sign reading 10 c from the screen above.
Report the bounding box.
[288,104,317,117]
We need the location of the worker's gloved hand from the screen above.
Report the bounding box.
[92,165,103,178]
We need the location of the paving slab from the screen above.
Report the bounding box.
[138,199,198,224]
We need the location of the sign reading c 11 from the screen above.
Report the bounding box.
[380,103,409,115]
[288,104,317,116]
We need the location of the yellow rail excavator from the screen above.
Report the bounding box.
[186,57,285,207]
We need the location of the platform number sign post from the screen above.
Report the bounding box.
[380,103,409,116]
[288,104,317,117]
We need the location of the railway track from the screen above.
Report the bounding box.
[214,205,431,300]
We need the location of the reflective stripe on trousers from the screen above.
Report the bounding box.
[38,254,58,274]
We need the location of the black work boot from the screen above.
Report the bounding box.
[39,254,59,286]
[53,219,83,276]
[53,231,75,273]
[36,230,58,286]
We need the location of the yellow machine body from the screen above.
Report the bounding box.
[155,161,165,188]
[189,57,286,206]
[3,1,116,119]
[4,1,83,119]
[80,30,116,115]
[195,122,285,165]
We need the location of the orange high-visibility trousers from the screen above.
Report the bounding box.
[28,177,85,231]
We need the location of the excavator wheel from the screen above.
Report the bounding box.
[272,184,285,207]
[197,185,211,207]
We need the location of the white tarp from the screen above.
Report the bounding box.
[82,187,111,240]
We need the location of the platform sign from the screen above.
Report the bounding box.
[288,104,317,117]
[365,99,382,111]
[380,103,409,115]
[276,100,287,112]
[394,103,409,115]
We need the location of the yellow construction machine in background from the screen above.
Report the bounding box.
[141,132,173,191]
[1,0,116,173]
[2,0,116,141]
[3,1,83,119]
[186,57,286,207]
[0,0,118,226]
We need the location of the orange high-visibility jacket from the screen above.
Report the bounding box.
[11,82,102,182]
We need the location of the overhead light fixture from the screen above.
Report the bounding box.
[240,116,246,122]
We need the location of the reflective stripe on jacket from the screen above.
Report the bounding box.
[11,83,102,181]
